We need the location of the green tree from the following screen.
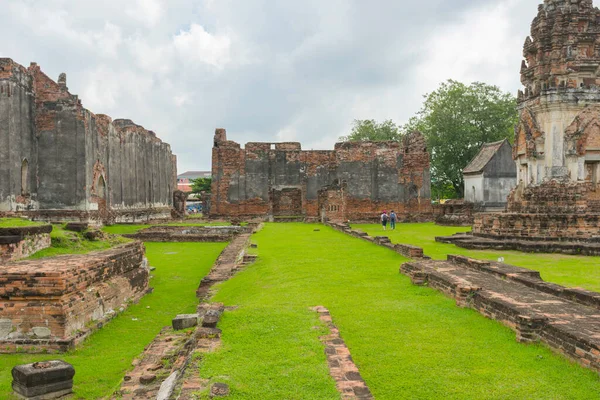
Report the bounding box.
[190,177,212,194]
[404,80,517,199]
[339,119,402,142]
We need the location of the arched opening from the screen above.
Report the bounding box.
[21,159,29,196]
[97,175,107,199]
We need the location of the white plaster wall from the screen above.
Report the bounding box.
[464,175,484,203]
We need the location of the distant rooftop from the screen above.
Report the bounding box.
[463,140,509,175]
[178,171,211,179]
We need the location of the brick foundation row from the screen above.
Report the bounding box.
[327,222,426,259]
[401,255,600,373]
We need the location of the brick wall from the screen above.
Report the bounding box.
[0,225,52,262]
[0,241,149,353]
[210,129,432,221]
[475,180,600,241]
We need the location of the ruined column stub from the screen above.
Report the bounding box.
[214,128,227,145]
[57,73,67,90]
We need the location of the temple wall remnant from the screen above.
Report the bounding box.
[210,129,432,222]
[0,58,177,224]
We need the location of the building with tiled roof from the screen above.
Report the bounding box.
[463,139,516,209]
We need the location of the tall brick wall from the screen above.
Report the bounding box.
[0,242,149,353]
[210,129,432,221]
[0,58,176,223]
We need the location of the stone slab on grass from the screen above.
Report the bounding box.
[172,314,199,331]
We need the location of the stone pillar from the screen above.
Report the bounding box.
[12,361,75,399]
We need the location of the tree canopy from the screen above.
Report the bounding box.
[339,119,402,142]
[190,177,212,194]
[404,80,517,199]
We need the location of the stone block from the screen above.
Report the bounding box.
[202,311,221,329]
[12,361,75,399]
[211,382,230,397]
[65,223,88,233]
[31,327,51,339]
[172,314,199,331]
[0,319,12,339]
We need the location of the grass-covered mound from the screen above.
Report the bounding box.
[198,223,600,399]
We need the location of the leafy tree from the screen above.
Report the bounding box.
[404,80,517,198]
[339,119,402,142]
[191,177,212,194]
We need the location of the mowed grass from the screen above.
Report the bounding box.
[354,223,600,292]
[198,224,600,399]
[0,218,44,227]
[0,242,226,399]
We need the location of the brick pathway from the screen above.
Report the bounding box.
[313,306,374,400]
[115,230,257,399]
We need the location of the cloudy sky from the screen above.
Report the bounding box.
[1,0,540,172]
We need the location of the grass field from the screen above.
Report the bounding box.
[0,242,226,399]
[354,223,600,293]
[0,218,44,227]
[198,224,600,399]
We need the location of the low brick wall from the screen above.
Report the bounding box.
[0,241,150,353]
[473,212,600,242]
[126,225,251,242]
[327,222,426,259]
[0,225,52,262]
[401,255,600,373]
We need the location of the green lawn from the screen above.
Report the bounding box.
[198,224,600,399]
[354,222,600,293]
[0,242,226,399]
[0,218,44,227]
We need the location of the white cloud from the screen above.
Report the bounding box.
[173,24,231,68]
[1,0,543,172]
[126,0,164,27]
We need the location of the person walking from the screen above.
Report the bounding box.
[390,210,397,230]
[381,211,389,230]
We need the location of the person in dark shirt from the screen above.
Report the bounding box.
[381,211,388,230]
[390,211,397,230]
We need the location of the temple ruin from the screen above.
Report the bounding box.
[0,59,177,224]
[443,0,600,254]
[210,129,432,222]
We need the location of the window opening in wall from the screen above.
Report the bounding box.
[97,176,106,199]
[585,162,599,187]
[270,144,276,150]
[472,186,476,201]
[21,159,29,195]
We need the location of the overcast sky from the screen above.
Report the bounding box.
[1,0,541,172]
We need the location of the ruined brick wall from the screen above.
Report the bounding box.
[0,242,149,353]
[0,234,50,262]
[0,59,37,212]
[210,129,432,221]
[0,59,176,222]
